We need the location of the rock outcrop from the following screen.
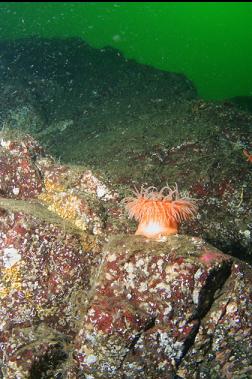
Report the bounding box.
[0,132,251,378]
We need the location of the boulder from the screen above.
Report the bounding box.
[73,235,252,379]
[0,132,251,378]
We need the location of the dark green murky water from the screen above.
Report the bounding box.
[1,2,252,99]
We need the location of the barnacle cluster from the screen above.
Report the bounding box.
[38,178,102,234]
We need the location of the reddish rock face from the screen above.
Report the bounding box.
[0,134,44,199]
[0,132,251,378]
[0,207,97,378]
[73,235,252,379]
[178,260,252,379]
[0,213,251,378]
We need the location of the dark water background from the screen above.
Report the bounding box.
[1,2,252,100]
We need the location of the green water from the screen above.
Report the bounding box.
[1,2,252,100]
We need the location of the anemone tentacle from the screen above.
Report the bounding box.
[125,185,197,238]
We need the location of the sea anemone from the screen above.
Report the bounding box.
[125,185,197,238]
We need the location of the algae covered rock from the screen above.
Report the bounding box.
[0,215,251,378]
[178,260,252,378]
[2,104,44,134]
[1,208,251,379]
[73,235,252,379]
[0,198,101,378]
[0,131,251,378]
[0,130,45,199]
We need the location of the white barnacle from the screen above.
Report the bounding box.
[135,258,145,267]
[157,259,164,271]
[85,355,97,365]
[12,187,20,195]
[194,268,203,280]
[138,282,148,292]
[192,288,200,305]
[96,185,107,198]
[107,253,117,262]
[3,248,21,268]
[124,262,134,274]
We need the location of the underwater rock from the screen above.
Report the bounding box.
[73,235,252,379]
[0,186,251,377]
[177,260,252,378]
[229,95,252,114]
[38,163,119,236]
[1,38,251,261]
[0,131,44,199]
[1,104,44,134]
[0,82,42,120]
[0,39,251,376]
[0,130,121,237]
[0,38,197,111]
[0,203,99,378]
